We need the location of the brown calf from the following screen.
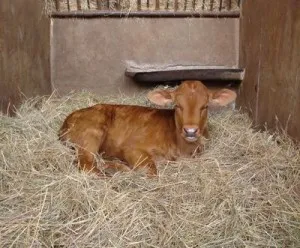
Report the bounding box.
[59,80,236,176]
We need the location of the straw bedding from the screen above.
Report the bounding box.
[0,91,299,247]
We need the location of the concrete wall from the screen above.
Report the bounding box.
[0,0,52,114]
[238,0,300,141]
[51,18,239,96]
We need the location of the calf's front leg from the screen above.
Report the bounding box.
[123,149,158,177]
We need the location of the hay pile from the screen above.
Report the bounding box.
[0,91,299,247]
[46,0,240,12]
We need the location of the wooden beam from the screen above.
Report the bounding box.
[51,10,240,18]
[125,65,245,82]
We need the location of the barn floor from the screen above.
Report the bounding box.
[0,90,299,247]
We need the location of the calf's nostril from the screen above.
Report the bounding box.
[183,128,198,136]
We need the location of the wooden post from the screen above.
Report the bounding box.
[155,0,160,10]
[67,0,70,11]
[192,0,196,10]
[228,0,232,10]
[174,0,179,11]
[96,0,101,9]
[54,0,60,11]
[137,0,141,11]
[210,0,213,11]
[165,0,169,10]
[77,0,82,10]
[219,0,223,11]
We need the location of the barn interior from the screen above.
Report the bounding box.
[0,0,299,247]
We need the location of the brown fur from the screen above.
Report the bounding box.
[59,80,236,177]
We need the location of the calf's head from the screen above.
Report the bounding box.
[147,80,237,143]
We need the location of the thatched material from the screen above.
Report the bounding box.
[46,0,240,12]
[0,91,299,247]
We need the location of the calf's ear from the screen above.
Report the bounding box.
[209,89,237,106]
[147,89,174,106]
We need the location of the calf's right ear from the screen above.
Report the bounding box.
[147,89,174,106]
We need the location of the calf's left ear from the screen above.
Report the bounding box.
[209,89,237,106]
[147,89,174,106]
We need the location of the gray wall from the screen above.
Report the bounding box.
[238,0,300,141]
[0,0,52,114]
[51,18,239,95]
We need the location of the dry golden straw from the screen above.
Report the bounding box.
[0,90,299,247]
